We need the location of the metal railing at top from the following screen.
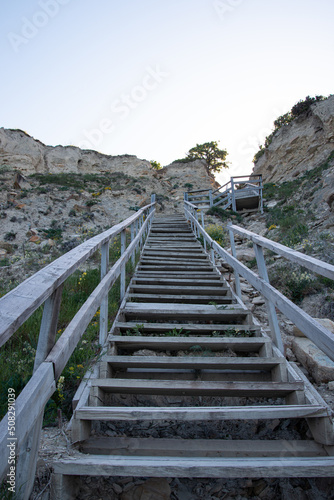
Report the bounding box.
[0,196,156,499]
[184,175,263,213]
[184,200,334,360]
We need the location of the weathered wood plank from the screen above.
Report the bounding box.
[75,404,328,421]
[52,455,334,477]
[114,322,259,333]
[0,362,55,479]
[103,355,282,370]
[80,437,327,457]
[91,378,303,396]
[127,293,233,303]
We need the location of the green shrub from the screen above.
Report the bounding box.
[204,224,226,247]
[207,206,243,223]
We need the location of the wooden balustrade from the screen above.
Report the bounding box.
[0,200,155,499]
[184,201,334,360]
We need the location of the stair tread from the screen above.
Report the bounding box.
[75,404,329,420]
[91,378,303,396]
[114,322,259,332]
[53,454,334,478]
[80,437,328,457]
[103,355,283,369]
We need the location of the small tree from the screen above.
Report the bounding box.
[185,141,229,174]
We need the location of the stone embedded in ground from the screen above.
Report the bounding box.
[29,234,41,243]
[252,296,265,305]
[235,248,255,262]
[13,172,32,190]
[293,317,334,337]
[121,478,171,500]
[292,337,334,383]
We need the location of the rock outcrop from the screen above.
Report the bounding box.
[0,128,153,176]
[253,95,334,183]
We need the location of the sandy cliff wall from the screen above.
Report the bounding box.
[252,95,334,183]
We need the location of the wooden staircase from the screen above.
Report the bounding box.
[51,215,334,498]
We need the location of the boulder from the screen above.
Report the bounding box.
[292,337,334,383]
[236,248,255,262]
[13,172,32,190]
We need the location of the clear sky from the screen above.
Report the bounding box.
[1,0,333,184]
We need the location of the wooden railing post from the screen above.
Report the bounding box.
[253,243,284,353]
[209,189,213,207]
[195,210,199,238]
[227,222,242,299]
[33,285,63,372]
[201,210,207,251]
[18,287,63,500]
[130,223,135,267]
[211,245,215,266]
[16,413,44,500]
[99,241,109,345]
[259,175,264,214]
[120,229,126,301]
[231,178,237,212]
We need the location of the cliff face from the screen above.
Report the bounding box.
[253,95,334,183]
[0,128,153,176]
[0,127,217,211]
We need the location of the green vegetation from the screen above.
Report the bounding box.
[263,151,334,247]
[150,160,162,170]
[201,223,227,247]
[265,204,308,246]
[207,206,243,223]
[4,232,16,242]
[175,141,229,175]
[254,95,330,162]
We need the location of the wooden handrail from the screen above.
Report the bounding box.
[0,204,155,489]
[0,203,154,348]
[228,224,334,280]
[184,203,334,360]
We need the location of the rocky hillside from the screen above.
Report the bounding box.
[0,128,217,289]
[253,94,334,183]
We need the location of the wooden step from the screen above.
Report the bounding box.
[123,303,249,321]
[132,278,229,286]
[80,437,328,458]
[133,272,221,278]
[90,378,303,397]
[114,322,259,335]
[136,266,216,272]
[51,455,334,478]
[127,293,233,304]
[142,252,208,259]
[74,404,329,422]
[102,355,284,371]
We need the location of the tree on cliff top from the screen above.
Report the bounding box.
[184,141,229,175]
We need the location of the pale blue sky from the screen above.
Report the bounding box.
[1,0,333,184]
